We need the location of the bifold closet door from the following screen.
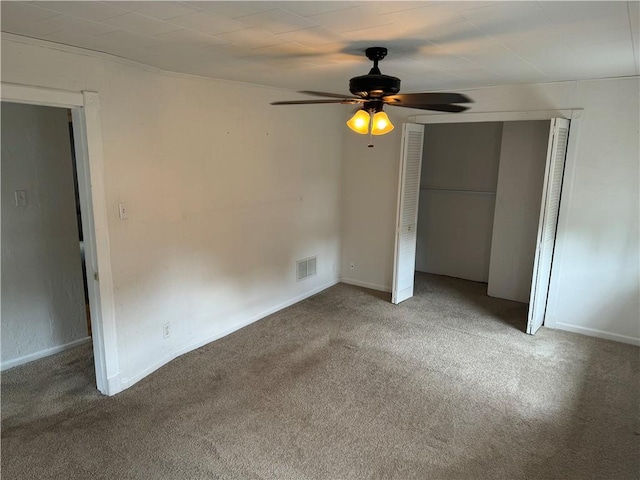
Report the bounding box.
[527,118,570,334]
[392,123,424,304]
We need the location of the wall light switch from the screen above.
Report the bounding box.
[15,190,27,207]
[118,203,128,220]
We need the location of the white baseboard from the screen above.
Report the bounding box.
[119,279,340,391]
[340,277,391,293]
[1,337,92,371]
[105,374,122,396]
[554,322,640,346]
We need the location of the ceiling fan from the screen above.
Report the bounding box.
[271,47,473,139]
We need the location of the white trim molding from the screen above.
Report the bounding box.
[75,91,121,396]
[410,109,580,124]
[553,323,640,346]
[340,278,392,293]
[1,82,83,108]
[1,337,91,371]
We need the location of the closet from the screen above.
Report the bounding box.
[415,120,551,303]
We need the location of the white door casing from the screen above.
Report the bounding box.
[527,118,571,334]
[392,123,425,304]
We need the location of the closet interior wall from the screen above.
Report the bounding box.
[415,122,503,283]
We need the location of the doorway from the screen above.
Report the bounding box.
[1,102,93,375]
[1,83,119,395]
[392,115,574,335]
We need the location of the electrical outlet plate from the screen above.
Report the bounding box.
[118,203,128,220]
[163,322,170,339]
[14,190,27,207]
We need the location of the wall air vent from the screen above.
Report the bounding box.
[296,256,317,281]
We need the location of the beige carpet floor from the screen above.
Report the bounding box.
[2,273,639,479]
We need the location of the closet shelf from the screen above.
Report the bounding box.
[420,187,497,195]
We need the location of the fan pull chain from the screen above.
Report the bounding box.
[368,114,375,148]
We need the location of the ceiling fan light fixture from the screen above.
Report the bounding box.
[371,111,394,135]
[347,109,371,134]
[271,46,472,143]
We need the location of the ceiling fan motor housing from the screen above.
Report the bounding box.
[349,74,401,98]
[349,46,401,100]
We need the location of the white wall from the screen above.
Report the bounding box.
[1,103,88,368]
[1,36,345,391]
[420,122,503,191]
[416,122,502,282]
[340,129,403,292]
[488,120,550,303]
[341,77,640,345]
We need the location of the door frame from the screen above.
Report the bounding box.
[2,82,120,395]
[404,108,583,330]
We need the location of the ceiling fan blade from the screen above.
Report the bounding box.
[271,99,361,105]
[298,90,361,100]
[388,103,470,113]
[384,92,473,105]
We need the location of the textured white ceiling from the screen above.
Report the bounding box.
[2,1,638,94]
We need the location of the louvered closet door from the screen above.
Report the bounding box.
[392,124,425,304]
[527,118,570,334]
